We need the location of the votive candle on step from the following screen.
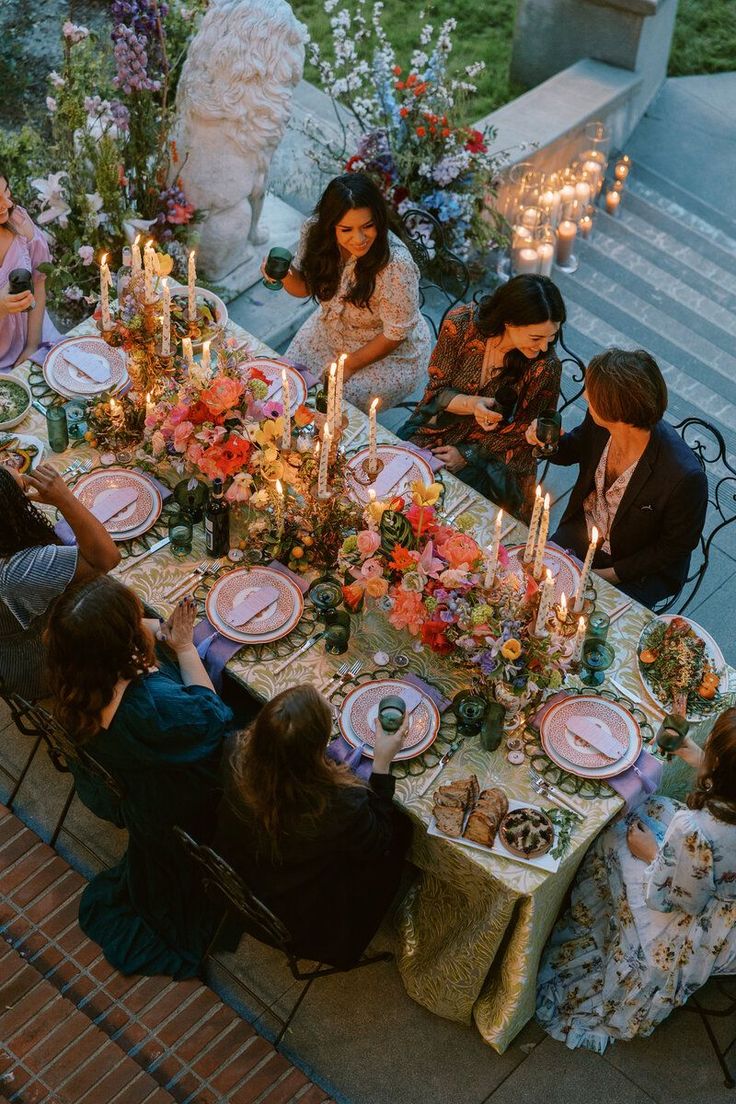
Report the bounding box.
[605,190,621,216]
[555,220,577,266]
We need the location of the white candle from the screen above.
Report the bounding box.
[182,337,194,372]
[335,352,347,428]
[536,241,554,278]
[274,478,284,532]
[523,484,542,563]
[187,250,197,323]
[579,215,593,239]
[605,190,621,215]
[326,362,336,428]
[521,206,540,230]
[318,423,331,496]
[368,397,379,473]
[582,160,603,193]
[131,234,142,277]
[143,240,155,303]
[614,159,630,182]
[575,180,591,206]
[201,339,211,376]
[555,220,577,266]
[511,224,533,270]
[559,184,576,218]
[533,492,550,580]
[484,508,503,590]
[571,615,586,663]
[145,391,154,419]
[99,253,112,331]
[515,246,539,275]
[535,569,555,635]
[161,277,171,356]
[574,525,598,612]
[281,368,291,449]
[557,591,568,625]
[540,190,560,224]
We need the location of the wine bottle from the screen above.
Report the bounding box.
[204,477,229,557]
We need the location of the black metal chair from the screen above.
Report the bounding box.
[400,207,471,337]
[682,976,736,1088]
[653,417,736,614]
[174,827,393,1047]
[1,688,123,845]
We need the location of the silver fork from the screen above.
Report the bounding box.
[323,662,349,694]
[164,561,208,600]
[66,458,92,483]
[529,769,584,819]
[324,658,363,695]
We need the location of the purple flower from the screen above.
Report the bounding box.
[479,650,499,676]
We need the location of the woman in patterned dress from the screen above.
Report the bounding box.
[279,173,431,412]
[537,707,736,1053]
[398,275,565,521]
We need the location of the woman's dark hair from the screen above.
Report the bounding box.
[0,467,61,556]
[300,173,391,309]
[46,576,156,743]
[688,707,736,824]
[475,274,566,379]
[585,348,667,429]
[227,684,362,858]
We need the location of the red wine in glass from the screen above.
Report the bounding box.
[533,409,562,459]
[263,247,293,291]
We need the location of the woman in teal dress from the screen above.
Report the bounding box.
[46,577,234,980]
[536,708,736,1052]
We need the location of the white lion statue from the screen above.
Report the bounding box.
[173,0,307,282]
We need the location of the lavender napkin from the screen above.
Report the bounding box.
[194,560,308,693]
[532,691,663,811]
[55,470,172,546]
[327,674,451,781]
[284,360,320,392]
[402,440,444,475]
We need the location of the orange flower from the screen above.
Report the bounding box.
[395,81,405,90]
[392,65,402,76]
[406,73,417,87]
[430,126,436,135]
[389,544,416,571]
[416,126,426,138]
[399,107,409,118]
[201,376,245,415]
[442,127,451,138]
[413,82,428,96]
[294,404,314,429]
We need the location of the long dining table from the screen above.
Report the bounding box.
[12,315,735,1053]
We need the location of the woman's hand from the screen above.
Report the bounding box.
[431,445,466,473]
[22,463,73,508]
[672,735,704,769]
[472,397,503,432]
[159,596,198,654]
[372,714,410,773]
[626,820,658,862]
[0,282,34,318]
[525,419,542,447]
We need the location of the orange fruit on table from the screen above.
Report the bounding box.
[697,681,717,699]
[639,649,658,665]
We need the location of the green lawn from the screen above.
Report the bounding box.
[668,0,736,76]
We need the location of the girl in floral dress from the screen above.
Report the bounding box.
[537,707,736,1053]
[278,173,431,413]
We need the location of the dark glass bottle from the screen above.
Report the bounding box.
[204,477,229,557]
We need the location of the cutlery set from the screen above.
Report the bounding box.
[323,659,363,695]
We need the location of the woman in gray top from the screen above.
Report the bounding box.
[0,462,119,700]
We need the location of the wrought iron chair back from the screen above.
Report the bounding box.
[654,417,736,614]
[537,331,587,482]
[400,207,470,337]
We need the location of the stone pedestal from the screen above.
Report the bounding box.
[214,193,305,298]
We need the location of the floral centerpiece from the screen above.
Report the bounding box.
[339,483,565,707]
[308,3,508,256]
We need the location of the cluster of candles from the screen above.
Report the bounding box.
[500,120,632,278]
[316,355,382,498]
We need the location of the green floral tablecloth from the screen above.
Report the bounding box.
[14,319,734,1053]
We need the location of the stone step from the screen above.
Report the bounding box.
[626,162,736,252]
[227,285,315,354]
[617,191,736,284]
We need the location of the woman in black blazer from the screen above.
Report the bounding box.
[215,684,412,969]
[529,348,708,608]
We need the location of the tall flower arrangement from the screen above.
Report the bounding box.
[26,2,205,325]
[308,2,507,256]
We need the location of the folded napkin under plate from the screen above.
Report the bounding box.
[563,714,624,761]
[226,586,280,628]
[370,454,416,498]
[194,561,308,693]
[55,470,171,546]
[62,346,112,383]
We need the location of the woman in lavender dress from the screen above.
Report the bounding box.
[0,170,60,371]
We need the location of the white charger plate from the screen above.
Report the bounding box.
[540,695,642,780]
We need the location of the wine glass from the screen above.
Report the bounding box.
[579,639,615,687]
[533,409,562,459]
[262,247,293,291]
[308,575,344,617]
[453,690,487,737]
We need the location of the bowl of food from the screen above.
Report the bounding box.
[499,806,555,860]
[0,375,32,430]
[168,284,228,349]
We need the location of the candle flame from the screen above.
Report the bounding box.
[323,423,332,442]
[282,368,287,383]
[275,479,283,496]
[560,592,567,611]
[100,252,107,267]
[109,398,118,413]
[370,397,380,414]
[338,353,347,370]
[314,441,320,457]
[496,507,504,528]
[368,489,376,501]
[543,493,550,509]
[592,526,599,544]
[578,616,585,631]
[546,569,552,582]
[535,484,541,498]
[329,362,336,377]
[146,392,151,404]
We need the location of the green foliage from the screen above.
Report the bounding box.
[380,509,416,555]
[0,126,49,207]
[669,0,736,76]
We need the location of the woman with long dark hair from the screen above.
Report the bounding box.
[537,706,736,1052]
[276,173,431,412]
[46,576,234,979]
[398,274,566,519]
[216,683,413,969]
[0,463,119,699]
[0,169,60,369]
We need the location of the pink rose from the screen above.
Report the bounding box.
[172,420,194,453]
[360,557,384,580]
[150,430,166,457]
[167,402,192,427]
[438,531,481,569]
[186,442,204,464]
[356,530,381,557]
[198,424,227,446]
[201,376,244,415]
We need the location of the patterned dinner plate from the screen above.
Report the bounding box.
[43,337,128,399]
[540,695,642,779]
[239,358,307,414]
[206,566,304,644]
[338,678,440,762]
[505,545,582,607]
[73,467,161,540]
[637,614,728,723]
[346,444,434,505]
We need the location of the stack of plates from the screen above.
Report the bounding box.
[539,695,642,780]
[506,545,581,605]
[43,337,129,400]
[239,358,307,415]
[346,444,434,505]
[338,678,441,761]
[73,468,162,541]
[205,566,304,644]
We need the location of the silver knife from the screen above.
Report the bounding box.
[118,536,170,573]
[418,740,462,797]
[273,630,325,675]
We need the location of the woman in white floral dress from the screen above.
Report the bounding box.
[276,173,431,413]
[537,707,736,1053]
